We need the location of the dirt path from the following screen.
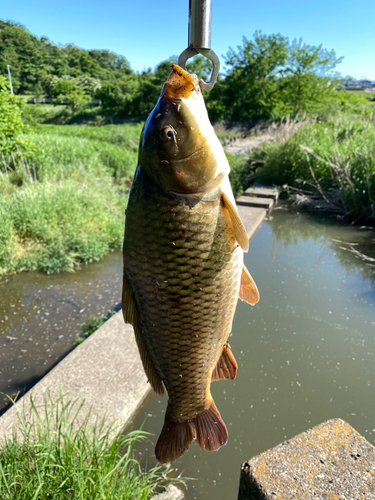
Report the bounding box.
[215,120,307,156]
[223,134,273,155]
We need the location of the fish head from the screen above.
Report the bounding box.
[138,65,229,196]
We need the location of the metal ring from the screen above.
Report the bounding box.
[178,47,220,91]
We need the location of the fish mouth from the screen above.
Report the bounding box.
[163,64,200,100]
[168,142,208,164]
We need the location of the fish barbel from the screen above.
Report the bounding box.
[122,65,259,463]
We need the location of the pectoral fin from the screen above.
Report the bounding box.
[221,191,249,251]
[239,266,260,305]
[122,272,164,395]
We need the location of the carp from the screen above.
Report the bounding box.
[122,64,259,463]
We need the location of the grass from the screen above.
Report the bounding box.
[234,116,375,219]
[0,394,184,499]
[75,310,117,346]
[0,123,142,275]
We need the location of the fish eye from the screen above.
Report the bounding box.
[160,126,175,141]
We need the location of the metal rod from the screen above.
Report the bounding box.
[189,0,212,49]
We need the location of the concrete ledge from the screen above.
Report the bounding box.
[237,205,267,241]
[244,184,279,201]
[0,312,151,442]
[238,418,375,499]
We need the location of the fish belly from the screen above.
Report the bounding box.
[123,170,242,421]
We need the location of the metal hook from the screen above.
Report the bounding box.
[178,47,220,92]
[178,0,220,91]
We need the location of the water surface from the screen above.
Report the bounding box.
[131,207,375,499]
[0,252,123,414]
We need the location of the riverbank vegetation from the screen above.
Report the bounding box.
[0,81,142,274]
[0,395,183,499]
[234,117,375,219]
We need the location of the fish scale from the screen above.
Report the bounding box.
[123,169,242,421]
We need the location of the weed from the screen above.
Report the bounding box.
[0,393,185,499]
[75,310,117,346]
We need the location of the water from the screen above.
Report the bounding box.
[0,252,123,414]
[131,207,375,499]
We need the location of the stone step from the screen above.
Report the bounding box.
[243,184,279,201]
[236,196,274,210]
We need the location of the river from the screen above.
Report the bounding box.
[0,206,374,499]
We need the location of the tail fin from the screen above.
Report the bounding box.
[194,399,228,451]
[155,400,228,463]
[155,404,195,463]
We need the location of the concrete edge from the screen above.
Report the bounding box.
[0,199,272,498]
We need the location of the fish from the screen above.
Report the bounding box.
[122,64,259,463]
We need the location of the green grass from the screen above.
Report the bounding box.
[251,117,375,218]
[0,394,184,499]
[75,310,117,346]
[0,123,141,275]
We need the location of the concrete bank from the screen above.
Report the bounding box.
[238,418,375,499]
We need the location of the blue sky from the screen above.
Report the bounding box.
[2,0,375,79]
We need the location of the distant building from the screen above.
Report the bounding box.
[341,79,375,90]
[358,80,373,88]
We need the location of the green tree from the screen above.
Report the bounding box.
[222,32,289,121]
[281,39,343,114]
[186,55,212,80]
[0,75,34,156]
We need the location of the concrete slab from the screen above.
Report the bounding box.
[0,312,151,442]
[244,185,279,201]
[237,205,267,242]
[237,196,274,210]
[238,418,375,500]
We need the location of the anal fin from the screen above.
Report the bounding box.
[239,266,260,305]
[122,272,164,395]
[211,342,238,381]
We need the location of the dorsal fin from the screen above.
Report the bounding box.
[239,266,260,305]
[221,191,249,251]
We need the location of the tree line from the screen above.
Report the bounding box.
[1,20,345,121]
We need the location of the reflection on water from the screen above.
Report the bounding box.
[0,252,123,414]
[131,206,375,500]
